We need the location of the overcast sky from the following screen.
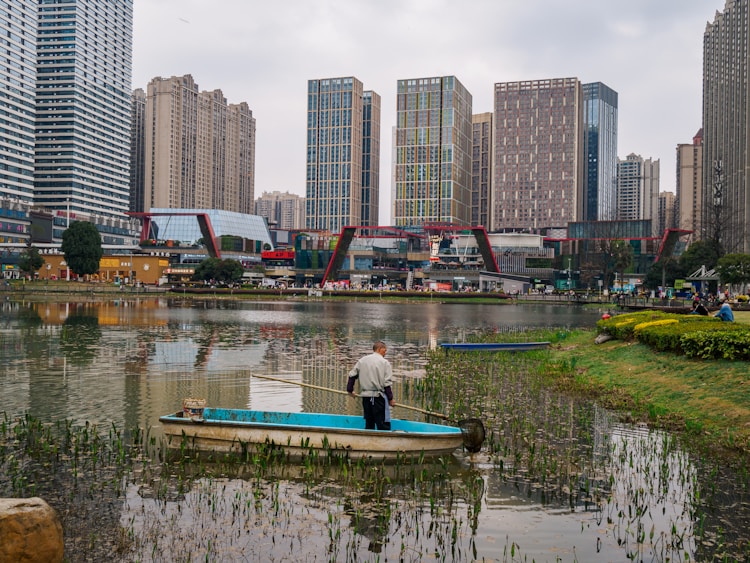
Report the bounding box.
[133,0,716,223]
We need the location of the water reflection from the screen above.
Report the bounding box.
[0,298,604,429]
[60,306,102,366]
[1,298,748,561]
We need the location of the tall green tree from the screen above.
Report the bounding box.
[715,253,750,293]
[644,256,684,291]
[193,258,244,285]
[61,221,103,277]
[678,239,722,276]
[18,244,45,278]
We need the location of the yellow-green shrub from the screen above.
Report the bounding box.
[597,309,749,359]
[682,327,750,360]
[597,311,673,340]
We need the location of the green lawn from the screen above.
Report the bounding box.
[549,326,750,460]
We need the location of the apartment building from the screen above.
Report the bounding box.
[492,78,585,232]
[703,1,750,252]
[255,191,306,230]
[617,154,660,236]
[34,0,133,218]
[472,113,493,228]
[676,129,703,236]
[140,75,256,215]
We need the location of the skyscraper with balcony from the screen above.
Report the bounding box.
[34,0,133,218]
[141,75,256,215]
[492,78,585,232]
[617,154,660,236]
[472,113,493,228]
[361,91,381,225]
[130,88,147,213]
[583,82,618,221]
[703,1,750,253]
[393,76,473,228]
[255,190,306,230]
[0,1,36,204]
[306,77,380,232]
[658,191,677,235]
[676,129,703,236]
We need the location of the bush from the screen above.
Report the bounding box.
[597,310,750,360]
[597,311,672,340]
[681,327,750,360]
[636,319,724,353]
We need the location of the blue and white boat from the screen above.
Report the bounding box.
[440,341,551,352]
[159,408,466,461]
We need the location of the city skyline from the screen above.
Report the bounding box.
[133,0,710,224]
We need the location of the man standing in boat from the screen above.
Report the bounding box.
[347,341,395,430]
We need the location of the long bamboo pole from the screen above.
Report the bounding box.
[249,372,451,420]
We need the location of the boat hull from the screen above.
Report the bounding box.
[440,341,550,352]
[159,408,464,461]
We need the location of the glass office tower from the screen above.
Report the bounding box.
[393,76,473,228]
[583,82,618,221]
[306,77,380,232]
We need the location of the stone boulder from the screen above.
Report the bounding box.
[0,497,63,563]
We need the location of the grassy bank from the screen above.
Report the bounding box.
[544,315,750,459]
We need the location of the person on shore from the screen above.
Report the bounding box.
[347,341,395,430]
[715,302,735,322]
[690,302,709,316]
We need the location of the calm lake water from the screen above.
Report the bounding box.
[1,297,747,562]
[0,297,604,429]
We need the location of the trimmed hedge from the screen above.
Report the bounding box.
[598,311,717,341]
[682,328,750,360]
[597,310,750,360]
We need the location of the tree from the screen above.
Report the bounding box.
[644,256,684,291]
[61,221,103,277]
[193,258,244,285]
[18,245,45,278]
[678,239,722,275]
[715,253,750,293]
[607,240,634,291]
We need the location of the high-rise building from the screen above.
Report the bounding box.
[676,129,703,236]
[472,113,493,228]
[0,1,36,204]
[583,82,618,221]
[34,0,133,218]
[306,77,380,232]
[658,191,677,236]
[617,154,660,236]
[393,76,473,228]
[130,89,147,213]
[141,75,256,214]
[703,1,750,252]
[361,91,381,225]
[492,78,585,232]
[255,191,306,230]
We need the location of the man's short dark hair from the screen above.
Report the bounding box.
[373,341,386,352]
